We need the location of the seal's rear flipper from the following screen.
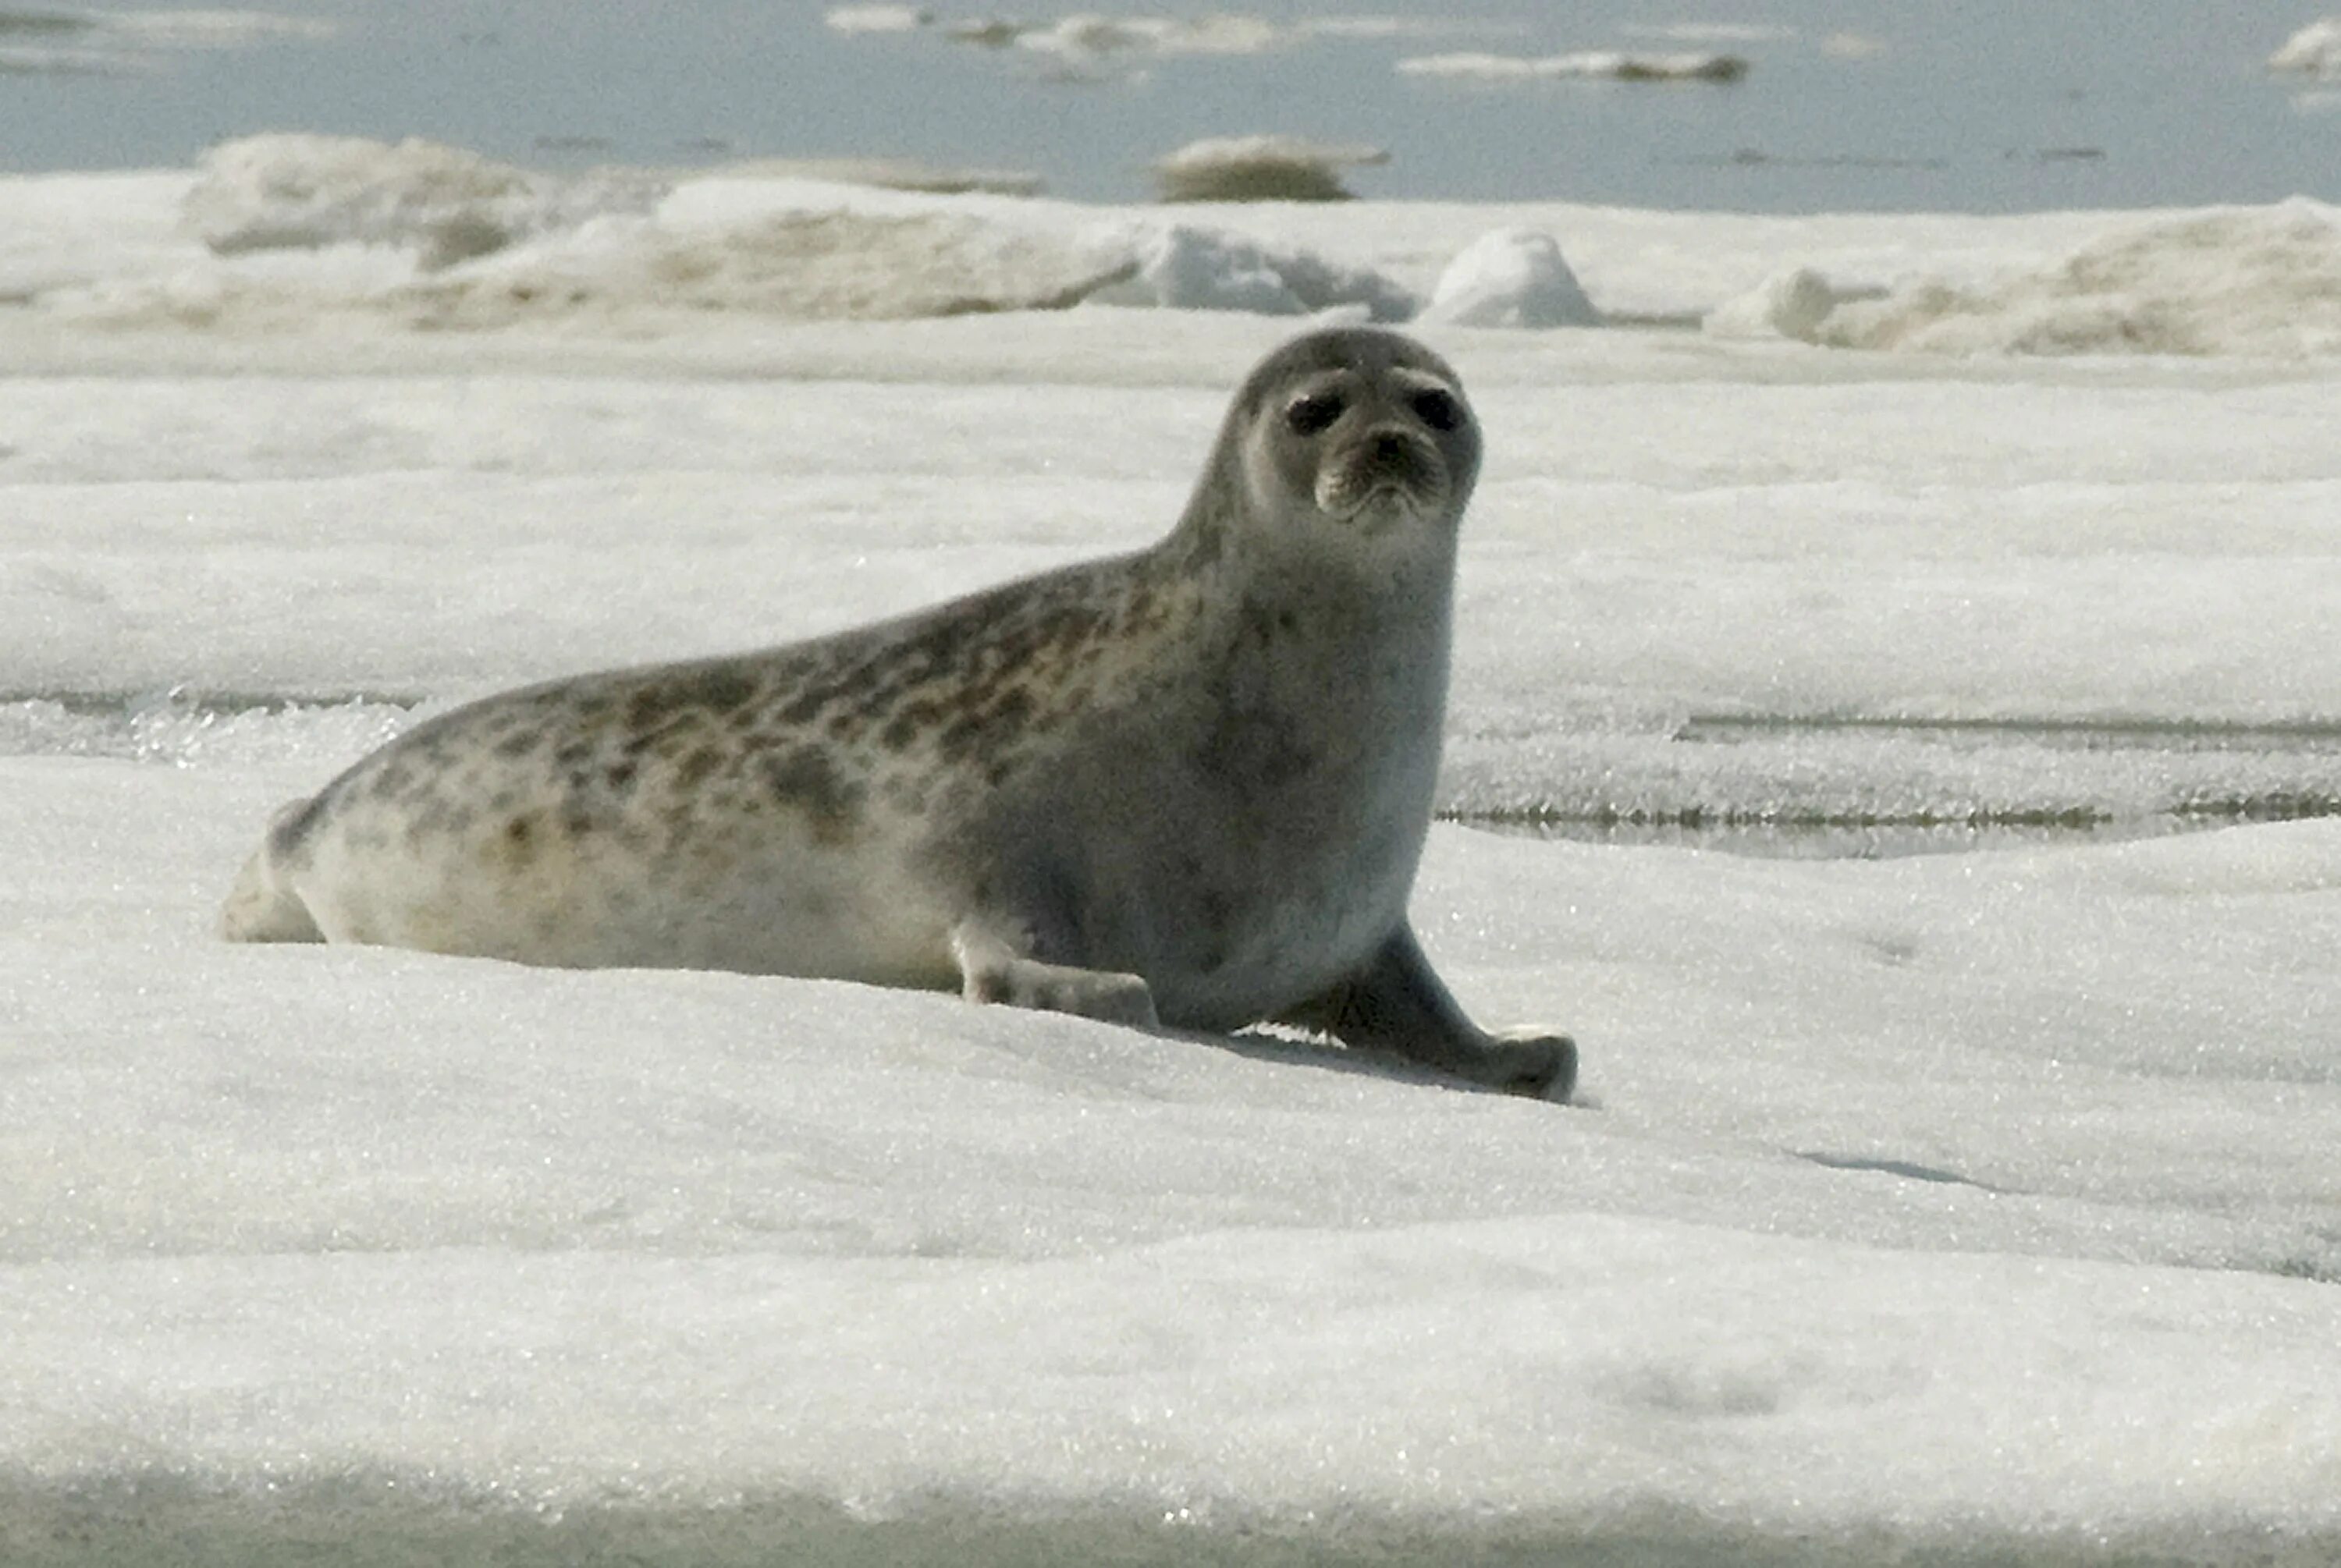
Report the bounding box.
[218,846,324,943]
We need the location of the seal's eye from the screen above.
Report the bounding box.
[1284,392,1345,436]
[1410,388,1462,433]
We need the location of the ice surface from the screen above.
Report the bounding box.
[5,762,2340,1563]
[1419,228,1598,328]
[4,161,2341,1563]
[1710,200,2341,356]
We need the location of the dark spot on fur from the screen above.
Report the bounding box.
[695,668,757,711]
[502,815,536,863]
[606,760,638,792]
[936,714,984,761]
[371,760,415,799]
[495,730,538,758]
[759,747,865,843]
[627,688,673,731]
[622,668,754,733]
[989,688,1035,729]
[553,740,595,768]
[677,747,726,789]
[268,792,332,858]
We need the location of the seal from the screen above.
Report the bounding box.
[221,327,1575,1098]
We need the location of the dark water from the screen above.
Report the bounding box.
[4,2,2339,213]
[1457,715,2341,859]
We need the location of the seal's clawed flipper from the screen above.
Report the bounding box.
[951,921,1161,1029]
[1277,924,1575,1101]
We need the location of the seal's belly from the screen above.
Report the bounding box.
[287,777,957,988]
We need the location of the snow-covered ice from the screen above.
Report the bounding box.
[3,154,2339,1565]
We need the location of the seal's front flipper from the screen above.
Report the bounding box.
[1278,924,1575,1100]
[950,921,1160,1029]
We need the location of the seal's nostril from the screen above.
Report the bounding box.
[1373,431,1407,460]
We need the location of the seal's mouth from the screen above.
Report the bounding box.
[1314,429,1448,523]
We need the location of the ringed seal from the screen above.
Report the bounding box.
[222,327,1575,1098]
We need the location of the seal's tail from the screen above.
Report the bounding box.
[218,810,325,944]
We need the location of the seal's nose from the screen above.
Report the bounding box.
[1372,431,1409,462]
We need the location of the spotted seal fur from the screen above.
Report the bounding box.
[222,327,1575,1098]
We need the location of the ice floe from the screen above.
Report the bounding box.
[2268,16,2341,78]
[821,4,933,34]
[1398,48,1750,84]
[0,4,329,75]
[1149,134,1389,203]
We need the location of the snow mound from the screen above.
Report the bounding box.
[183,133,667,269]
[1420,228,1599,328]
[2269,17,2341,78]
[1707,200,2341,356]
[1398,49,1750,83]
[1083,222,1416,319]
[1702,266,1887,341]
[1150,134,1388,203]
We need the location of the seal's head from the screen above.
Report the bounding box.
[1219,328,1482,553]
